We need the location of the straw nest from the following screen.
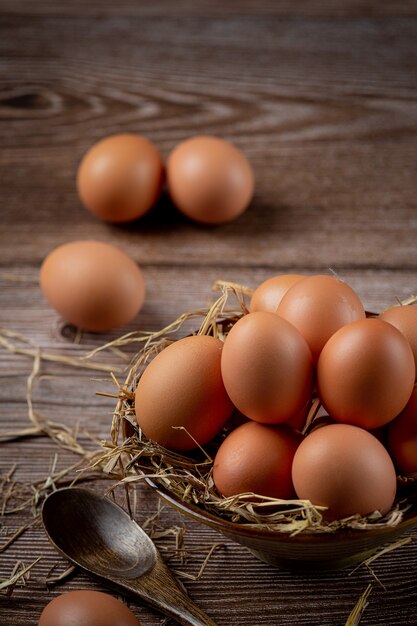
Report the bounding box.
[96,281,417,536]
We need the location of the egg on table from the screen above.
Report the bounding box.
[77,133,164,223]
[40,240,145,332]
[167,135,254,224]
[38,590,141,626]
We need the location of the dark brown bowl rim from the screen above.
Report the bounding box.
[145,477,417,547]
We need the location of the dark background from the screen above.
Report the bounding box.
[1,2,417,624]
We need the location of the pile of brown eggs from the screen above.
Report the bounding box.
[37,133,255,624]
[134,274,417,521]
[39,134,254,332]
[77,134,254,226]
[37,134,255,625]
[35,135,416,623]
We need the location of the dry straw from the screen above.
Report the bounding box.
[0,313,226,593]
[345,584,372,626]
[96,280,417,535]
[1,279,417,604]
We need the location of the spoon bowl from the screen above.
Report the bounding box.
[43,487,157,579]
[42,487,217,626]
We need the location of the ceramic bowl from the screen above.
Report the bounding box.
[145,478,417,572]
[126,307,417,572]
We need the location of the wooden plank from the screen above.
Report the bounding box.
[1,18,416,269]
[1,7,417,626]
[2,1,417,18]
[0,266,415,447]
[2,473,417,625]
[1,266,416,335]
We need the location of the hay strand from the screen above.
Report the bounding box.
[100,281,416,534]
[0,328,119,373]
[345,584,372,626]
[0,517,39,553]
[0,558,42,594]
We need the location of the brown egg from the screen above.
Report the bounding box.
[135,335,234,451]
[40,240,145,332]
[77,134,164,222]
[292,424,397,520]
[38,590,140,626]
[249,274,305,313]
[167,136,254,224]
[317,318,415,429]
[388,384,417,473]
[213,421,302,499]
[221,312,313,424]
[277,275,365,362]
[380,305,417,379]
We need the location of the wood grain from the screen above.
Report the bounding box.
[1,3,417,626]
[1,17,416,270]
[2,1,417,17]
[1,268,417,625]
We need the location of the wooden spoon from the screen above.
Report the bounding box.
[41,487,218,626]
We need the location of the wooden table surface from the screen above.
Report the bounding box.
[1,2,417,624]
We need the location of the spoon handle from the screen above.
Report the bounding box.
[116,557,218,626]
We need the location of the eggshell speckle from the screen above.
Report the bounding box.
[277,275,365,362]
[292,424,397,520]
[167,136,254,224]
[249,274,305,313]
[38,590,141,626]
[317,318,415,429]
[135,335,234,451]
[221,311,313,424]
[40,241,145,332]
[77,134,164,223]
[213,421,302,499]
